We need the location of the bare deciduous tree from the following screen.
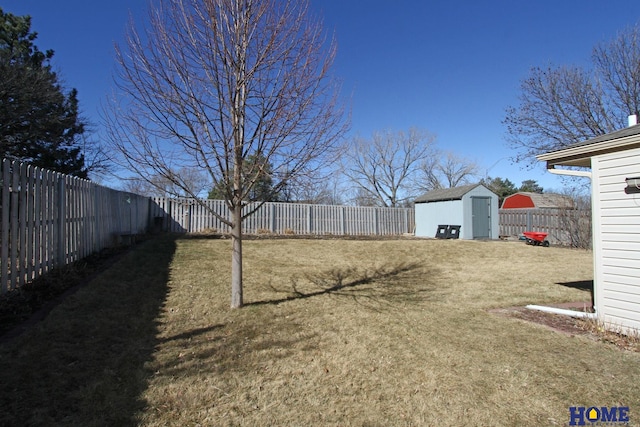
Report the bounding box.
[554,186,592,249]
[343,128,436,207]
[593,25,640,119]
[281,173,345,205]
[416,150,479,191]
[104,0,348,308]
[122,168,210,197]
[505,23,640,166]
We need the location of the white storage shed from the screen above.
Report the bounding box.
[414,184,499,240]
[537,119,640,334]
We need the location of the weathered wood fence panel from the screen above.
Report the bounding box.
[499,208,592,246]
[0,159,150,294]
[150,198,415,236]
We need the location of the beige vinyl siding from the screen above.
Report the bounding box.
[593,147,640,332]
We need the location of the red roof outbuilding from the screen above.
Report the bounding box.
[501,192,574,209]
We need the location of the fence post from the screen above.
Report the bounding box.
[56,175,66,267]
[270,203,276,233]
[93,185,100,252]
[18,162,27,287]
[404,209,409,233]
[186,202,192,232]
[1,160,10,292]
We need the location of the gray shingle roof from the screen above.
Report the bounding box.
[414,183,483,203]
[505,192,575,209]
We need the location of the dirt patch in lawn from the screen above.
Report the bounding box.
[491,305,640,353]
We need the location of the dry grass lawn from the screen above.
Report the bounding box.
[1,235,639,426]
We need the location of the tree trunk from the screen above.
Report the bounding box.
[230,206,243,308]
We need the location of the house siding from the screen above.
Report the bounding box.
[593,147,640,333]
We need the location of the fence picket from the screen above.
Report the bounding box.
[0,160,152,293]
[1,160,9,293]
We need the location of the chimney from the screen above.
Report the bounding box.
[629,114,638,127]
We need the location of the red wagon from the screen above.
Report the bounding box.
[522,231,550,247]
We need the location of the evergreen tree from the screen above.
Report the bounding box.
[519,179,543,194]
[481,176,518,204]
[0,8,87,177]
[208,154,281,202]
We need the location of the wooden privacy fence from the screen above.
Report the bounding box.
[151,198,415,236]
[499,208,592,246]
[1,159,150,294]
[0,158,415,294]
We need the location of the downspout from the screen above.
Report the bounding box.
[526,304,596,319]
[525,164,597,319]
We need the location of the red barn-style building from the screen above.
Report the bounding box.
[501,192,574,209]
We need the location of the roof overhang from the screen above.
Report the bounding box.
[536,126,640,169]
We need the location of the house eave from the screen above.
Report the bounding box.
[537,133,640,167]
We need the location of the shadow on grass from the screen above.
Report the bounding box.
[556,279,593,292]
[146,262,441,388]
[248,261,440,310]
[557,279,594,308]
[160,323,225,343]
[149,320,319,383]
[0,235,177,427]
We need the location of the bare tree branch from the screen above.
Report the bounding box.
[415,150,479,191]
[343,128,436,207]
[505,23,640,166]
[104,0,348,308]
[593,24,640,118]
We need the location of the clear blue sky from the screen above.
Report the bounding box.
[3,0,640,192]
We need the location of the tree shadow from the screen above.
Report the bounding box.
[149,320,319,382]
[159,324,225,343]
[0,235,177,427]
[247,261,442,310]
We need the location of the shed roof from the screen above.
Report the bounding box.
[537,123,640,167]
[414,183,487,203]
[502,192,575,209]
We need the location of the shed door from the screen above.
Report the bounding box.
[472,197,491,239]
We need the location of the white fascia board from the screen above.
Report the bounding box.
[537,134,640,164]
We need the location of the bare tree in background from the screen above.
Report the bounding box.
[505,23,640,166]
[281,173,345,204]
[416,150,479,191]
[122,168,210,197]
[104,0,348,308]
[593,26,640,120]
[555,186,592,249]
[343,128,436,207]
